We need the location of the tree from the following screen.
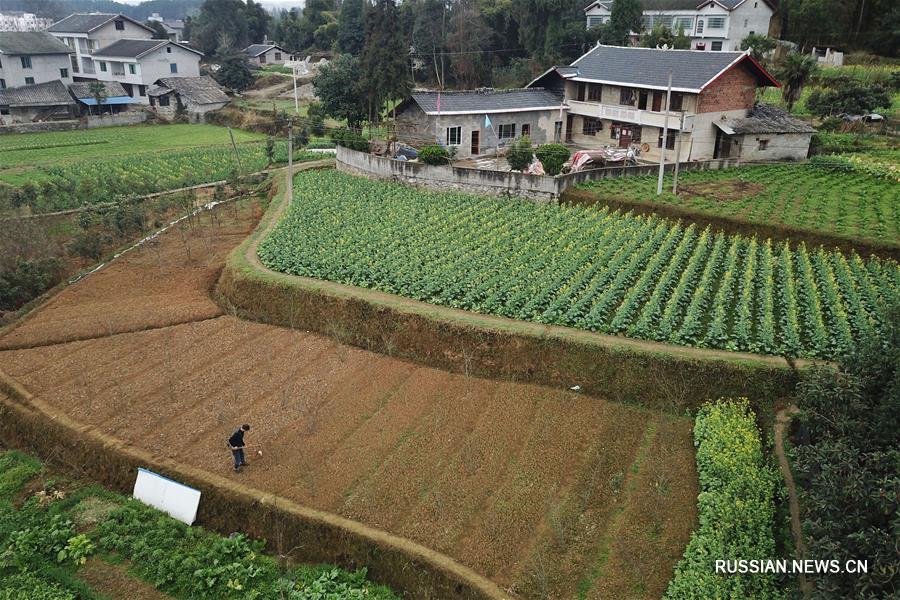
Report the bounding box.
[360,0,410,122]
[88,82,107,116]
[312,54,367,128]
[777,52,818,111]
[740,33,776,62]
[603,0,642,46]
[336,0,365,55]
[640,24,690,49]
[514,0,590,64]
[215,50,254,90]
[298,0,337,50]
[244,0,270,44]
[447,0,492,88]
[506,136,534,171]
[145,20,170,40]
[190,0,250,56]
[806,83,892,116]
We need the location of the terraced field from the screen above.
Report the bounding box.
[0,195,698,600]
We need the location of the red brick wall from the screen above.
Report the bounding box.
[696,63,758,113]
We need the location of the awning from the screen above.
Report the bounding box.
[713,120,736,135]
[77,95,137,106]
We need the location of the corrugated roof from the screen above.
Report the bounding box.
[46,13,152,34]
[0,32,73,55]
[409,88,564,115]
[243,43,287,57]
[722,104,816,134]
[69,80,128,99]
[570,45,776,91]
[151,76,229,105]
[0,80,75,108]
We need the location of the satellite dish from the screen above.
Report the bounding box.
[641,143,650,153]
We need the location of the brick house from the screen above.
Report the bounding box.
[527,44,803,162]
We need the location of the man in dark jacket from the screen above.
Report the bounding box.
[228,424,250,472]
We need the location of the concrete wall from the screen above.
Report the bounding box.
[0,53,73,88]
[689,108,750,160]
[733,131,812,161]
[0,112,146,132]
[94,44,201,104]
[253,47,289,65]
[91,18,152,50]
[0,104,74,124]
[86,111,147,127]
[730,0,776,48]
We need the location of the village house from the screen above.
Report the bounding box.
[394,88,568,159]
[91,39,203,103]
[527,44,808,162]
[147,13,186,42]
[0,32,73,89]
[0,79,76,124]
[710,103,815,160]
[68,80,140,116]
[147,76,229,121]
[46,13,154,79]
[584,0,777,51]
[243,43,293,66]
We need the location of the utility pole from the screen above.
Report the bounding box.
[227,126,243,173]
[656,70,672,196]
[287,123,293,205]
[292,64,299,114]
[672,111,685,194]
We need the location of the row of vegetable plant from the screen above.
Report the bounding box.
[259,170,898,360]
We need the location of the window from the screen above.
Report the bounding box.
[588,16,602,27]
[711,41,723,51]
[1,106,9,115]
[275,52,282,60]
[60,68,69,78]
[674,16,693,30]
[744,19,748,27]
[149,96,155,106]
[638,91,648,110]
[577,82,586,101]
[554,121,562,142]
[521,123,531,138]
[587,83,601,102]
[20,56,32,69]
[707,17,725,28]
[582,117,602,136]
[158,94,170,107]
[25,77,35,85]
[758,139,769,151]
[754,1,757,6]
[114,19,124,30]
[670,92,684,111]
[70,56,79,73]
[0,79,5,89]
[656,15,673,28]
[166,46,172,53]
[446,126,461,145]
[658,131,676,150]
[696,19,704,33]
[641,15,652,29]
[619,88,635,106]
[0,58,2,68]
[89,40,98,52]
[99,61,107,72]
[138,84,146,96]
[610,122,620,139]
[128,63,136,75]
[170,63,178,73]
[498,123,516,139]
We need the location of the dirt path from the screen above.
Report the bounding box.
[0,179,698,600]
[775,406,812,597]
[80,558,175,600]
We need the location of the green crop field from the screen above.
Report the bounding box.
[575,163,900,248]
[260,171,898,361]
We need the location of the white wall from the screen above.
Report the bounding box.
[90,19,152,50]
[728,1,775,50]
[0,53,72,88]
[140,44,201,82]
[735,132,811,161]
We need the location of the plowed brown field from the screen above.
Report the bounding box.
[0,197,698,599]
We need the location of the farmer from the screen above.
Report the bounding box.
[228,424,251,472]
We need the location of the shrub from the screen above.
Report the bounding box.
[505,136,534,172]
[535,144,570,176]
[665,398,783,599]
[806,83,892,117]
[0,258,65,312]
[417,144,450,166]
[69,231,110,261]
[306,102,327,136]
[330,129,369,152]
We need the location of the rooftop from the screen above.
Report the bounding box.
[149,76,229,105]
[46,13,152,34]
[0,80,74,108]
[0,31,72,55]
[92,39,202,58]
[585,0,776,12]
[406,88,565,115]
[243,43,287,57]
[69,80,129,99]
[719,104,816,134]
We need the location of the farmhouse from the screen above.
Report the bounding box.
[68,80,139,115]
[0,32,73,89]
[91,39,203,103]
[711,103,815,160]
[528,45,800,162]
[147,76,229,121]
[394,88,568,159]
[0,79,76,124]
[47,13,154,79]
[243,43,293,66]
[584,0,777,51]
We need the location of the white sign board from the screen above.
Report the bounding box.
[133,468,201,525]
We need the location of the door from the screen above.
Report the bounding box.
[554,121,562,142]
[619,125,632,148]
[565,114,574,142]
[652,92,663,112]
[471,130,480,155]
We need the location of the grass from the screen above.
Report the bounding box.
[576,163,900,248]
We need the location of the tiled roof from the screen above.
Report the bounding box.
[570,45,777,91]
[150,76,229,105]
[585,0,774,12]
[0,32,72,55]
[243,44,286,57]
[92,39,167,58]
[723,104,816,134]
[0,80,75,107]
[46,13,152,34]
[68,81,128,99]
[409,88,564,115]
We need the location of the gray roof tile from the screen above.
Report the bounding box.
[585,0,773,12]
[47,13,151,34]
[151,76,229,105]
[243,44,287,57]
[0,32,72,55]
[0,80,74,107]
[410,88,564,114]
[93,39,167,58]
[725,104,816,134]
[68,81,129,99]
[570,44,774,91]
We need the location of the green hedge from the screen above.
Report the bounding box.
[665,399,784,599]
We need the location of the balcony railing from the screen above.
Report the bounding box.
[567,100,690,130]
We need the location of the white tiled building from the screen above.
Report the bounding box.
[46,13,154,78]
[584,0,776,51]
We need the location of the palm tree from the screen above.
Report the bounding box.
[777,52,818,112]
